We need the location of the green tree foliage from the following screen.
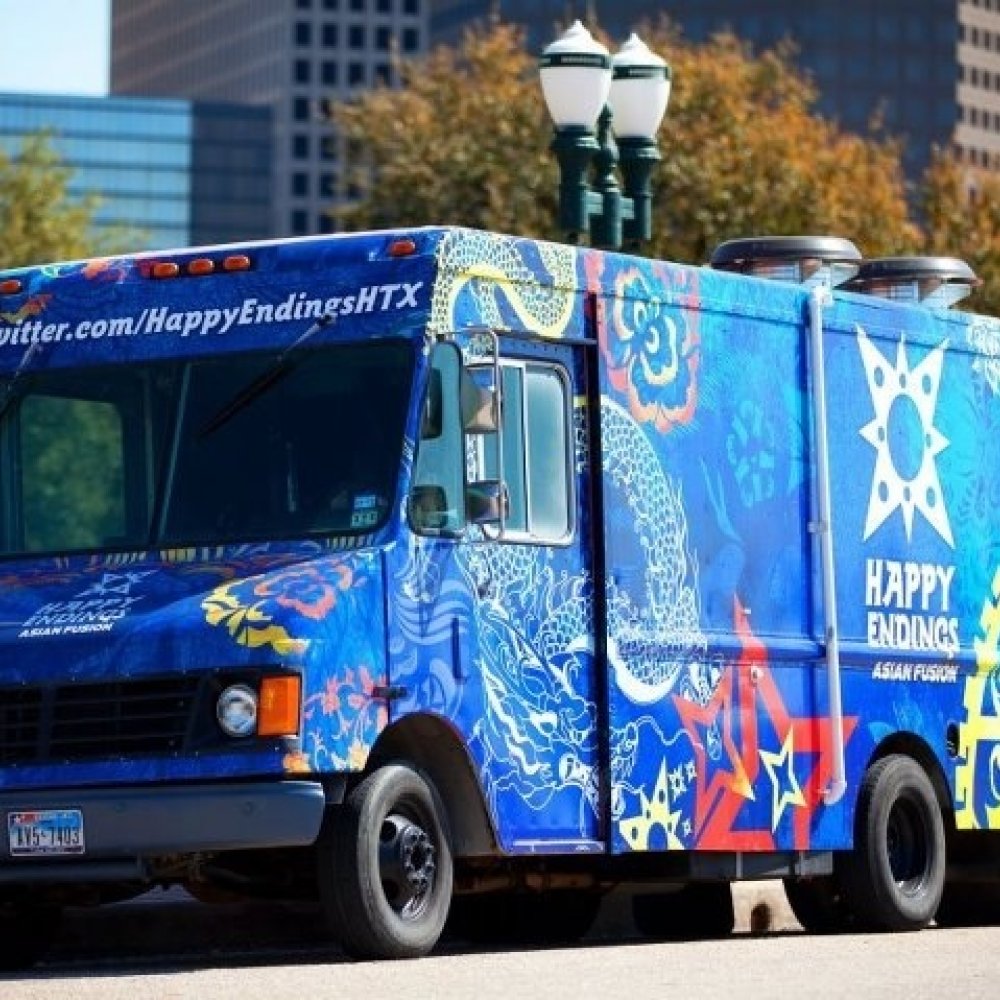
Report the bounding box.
[328,18,919,263]
[0,133,115,269]
[20,395,125,553]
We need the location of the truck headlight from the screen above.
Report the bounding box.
[216,683,258,738]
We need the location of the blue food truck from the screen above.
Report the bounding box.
[1,226,999,964]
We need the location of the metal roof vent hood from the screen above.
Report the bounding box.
[709,235,862,289]
[844,256,980,309]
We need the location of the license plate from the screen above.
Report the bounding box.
[7,809,85,857]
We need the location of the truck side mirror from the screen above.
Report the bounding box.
[408,483,459,534]
[466,480,507,525]
[460,368,498,434]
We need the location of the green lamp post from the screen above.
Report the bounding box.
[540,21,671,252]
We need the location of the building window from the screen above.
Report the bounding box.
[374,63,391,85]
[320,172,337,197]
[403,0,419,13]
[351,0,365,9]
[295,22,312,46]
[349,25,365,48]
[295,59,312,83]
[292,172,310,197]
[294,96,311,120]
[402,27,419,51]
[377,0,392,10]
[349,62,365,85]
[323,23,339,46]
[318,213,337,233]
[376,26,391,50]
[322,61,339,85]
[323,0,338,7]
[296,0,312,7]
[293,133,311,158]
[292,210,309,235]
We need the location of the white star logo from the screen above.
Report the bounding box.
[75,571,154,599]
[857,326,952,547]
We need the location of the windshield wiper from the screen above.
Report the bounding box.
[198,313,335,438]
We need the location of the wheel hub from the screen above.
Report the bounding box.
[379,813,436,916]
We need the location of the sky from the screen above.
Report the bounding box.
[0,0,110,96]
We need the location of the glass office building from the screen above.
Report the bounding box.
[0,93,272,251]
[111,0,428,239]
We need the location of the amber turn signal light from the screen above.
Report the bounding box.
[258,675,302,737]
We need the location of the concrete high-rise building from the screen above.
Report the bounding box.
[111,0,428,239]
[0,93,271,251]
[430,1,1000,184]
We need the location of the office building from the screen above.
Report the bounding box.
[111,0,428,239]
[430,1,998,183]
[0,93,272,251]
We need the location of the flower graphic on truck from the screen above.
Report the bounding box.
[201,557,357,655]
[596,261,700,434]
[302,664,388,771]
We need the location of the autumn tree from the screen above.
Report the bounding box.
[332,21,558,237]
[919,147,1000,316]
[0,133,118,270]
[645,25,918,262]
[328,18,918,263]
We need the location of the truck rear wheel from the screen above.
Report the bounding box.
[319,764,453,959]
[841,754,945,931]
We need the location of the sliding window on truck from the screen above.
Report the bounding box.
[409,341,574,543]
[0,340,414,557]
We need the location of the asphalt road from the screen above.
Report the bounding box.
[3,884,1000,1000]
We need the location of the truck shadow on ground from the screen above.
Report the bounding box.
[11,883,804,977]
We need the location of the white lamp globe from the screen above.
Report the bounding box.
[609,34,671,140]
[539,21,612,130]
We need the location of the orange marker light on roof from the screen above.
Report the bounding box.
[151,261,181,279]
[258,675,302,737]
[187,258,215,276]
[222,254,252,272]
[0,279,23,295]
[388,238,417,258]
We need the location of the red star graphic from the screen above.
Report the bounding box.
[678,598,857,850]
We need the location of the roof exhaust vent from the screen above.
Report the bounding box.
[844,256,979,309]
[709,235,862,289]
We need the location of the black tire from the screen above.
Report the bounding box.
[841,754,945,931]
[319,764,453,959]
[935,882,1000,927]
[448,889,602,946]
[783,876,854,934]
[0,902,61,971]
[632,882,734,940]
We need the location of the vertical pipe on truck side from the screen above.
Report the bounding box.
[807,285,847,806]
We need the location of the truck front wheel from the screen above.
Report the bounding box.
[318,765,453,959]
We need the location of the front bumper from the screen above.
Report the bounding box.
[0,780,328,882]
